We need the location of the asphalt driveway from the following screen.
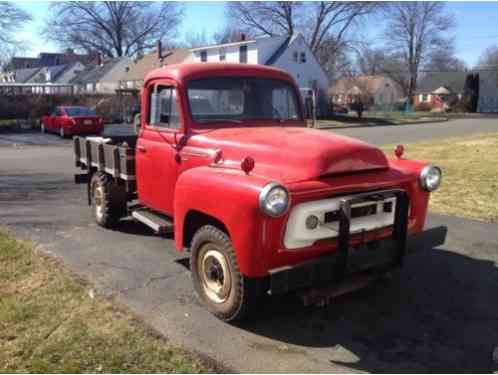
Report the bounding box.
[1,120,498,372]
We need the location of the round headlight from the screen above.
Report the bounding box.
[259,182,290,217]
[420,165,442,192]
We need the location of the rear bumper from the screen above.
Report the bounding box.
[269,224,447,295]
[68,126,103,134]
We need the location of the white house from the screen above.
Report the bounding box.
[187,33,330,114]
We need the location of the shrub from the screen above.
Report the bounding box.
[415,102,432,112]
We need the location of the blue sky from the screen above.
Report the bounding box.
[14,1,498,67]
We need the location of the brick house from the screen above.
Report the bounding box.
[328,75,403,109]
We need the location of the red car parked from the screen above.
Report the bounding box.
[40,106,104,138]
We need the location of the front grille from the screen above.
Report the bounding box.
[324,201,393,223]
[351,203,377,218]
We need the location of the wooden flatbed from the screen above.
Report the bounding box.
[73,135,138,192]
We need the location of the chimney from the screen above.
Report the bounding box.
[240,33,246,41]
[157,40,162,60]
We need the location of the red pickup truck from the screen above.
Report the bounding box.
[41,106,104,138]
[73,63,446,321]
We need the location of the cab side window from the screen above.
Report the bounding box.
[150,85,180,129]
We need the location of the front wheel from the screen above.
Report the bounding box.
[59,126,66,138]
[190,225,262,322]
[40,122,45,133]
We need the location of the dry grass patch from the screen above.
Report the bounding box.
[0,232,215,373]
[382,132,498,223]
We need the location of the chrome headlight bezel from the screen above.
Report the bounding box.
[259,182,290,218]
[419,164,442,192]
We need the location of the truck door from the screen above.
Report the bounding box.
[136,83,182,216]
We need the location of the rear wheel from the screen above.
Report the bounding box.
[190,225,262,322]
[40,122,45,133]
[59,126,66,138]
[90,172,127,228]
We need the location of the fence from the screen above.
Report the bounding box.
[0,83,75,96]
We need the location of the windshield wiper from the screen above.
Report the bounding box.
[197,118,242,124]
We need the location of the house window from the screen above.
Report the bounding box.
[421,94,429,102]
[293,51,298,62]
[239,45,247,63]
[200,50,207,62]
[300,52,306,63]
[219,48,226,61]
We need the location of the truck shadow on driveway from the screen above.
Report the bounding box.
[238,246,498,372]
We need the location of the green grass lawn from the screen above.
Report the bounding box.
[0,232,214,373]
[382,132,498,223]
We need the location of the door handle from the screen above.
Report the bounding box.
[137,145,147,153]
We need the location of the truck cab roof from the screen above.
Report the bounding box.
[144,63,297,86]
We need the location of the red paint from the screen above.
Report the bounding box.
[40,106,103,136]
[135,63,437,278]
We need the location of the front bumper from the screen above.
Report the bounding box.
[269,189,447,295]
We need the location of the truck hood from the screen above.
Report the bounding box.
[195,126,389,183]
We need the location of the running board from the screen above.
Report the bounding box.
[131,208,174,234]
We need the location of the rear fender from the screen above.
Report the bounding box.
[174,166,271,277]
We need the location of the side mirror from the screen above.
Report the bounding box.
[133,113,141,135]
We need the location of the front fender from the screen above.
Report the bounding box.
[388,157,432,232]
[174,166,272,277]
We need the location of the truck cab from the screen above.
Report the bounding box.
[74,63,446,322]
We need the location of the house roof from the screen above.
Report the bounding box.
[415,71,468,94]
[265,35,292,65]
[71,58,125,84]
[4,52,95,72]
[13,67,42,83]
[124,49,189,82]
[329,75,392,96]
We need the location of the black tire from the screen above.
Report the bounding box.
[90,172,127,228]
[190,225,262,322]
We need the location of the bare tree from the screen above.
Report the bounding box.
[356,47,390,76]
[212,26,249,44]
[477,45,498,68]
[183,30,212,49]
[425,44,467,72]
[227,1,379,73]
[382,2,455,103]
[0,3,32,65]
[43,2,184,58]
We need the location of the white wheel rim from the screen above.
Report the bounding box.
[94,185,104,221]
[41,123,45,132]
[199,247,232,304]
[60,127,64,137]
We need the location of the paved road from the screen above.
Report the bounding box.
[330,117,498,145]
[1,121,498,372]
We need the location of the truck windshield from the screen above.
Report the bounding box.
[64,107,97,117]
[187,77,302,124]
